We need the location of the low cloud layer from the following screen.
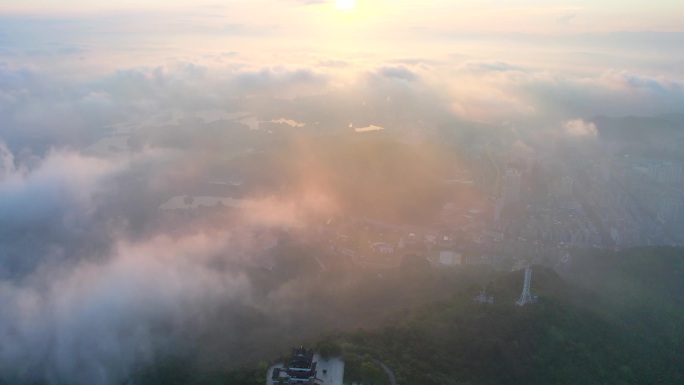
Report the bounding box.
[0,233,250,385]
[1,54,683,155]
[0,145,125,277]
[0,141,343,384]
[563,119,597,137]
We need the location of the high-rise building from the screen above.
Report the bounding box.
[503,168,522,204]
[648,161,683,184]
[494,198,503,223]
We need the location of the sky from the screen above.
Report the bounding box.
[1,0,682,127]
[2,0,683,63]
[0,1,684,384]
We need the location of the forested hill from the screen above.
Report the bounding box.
[332,247,684,385]
[140,247,684,385]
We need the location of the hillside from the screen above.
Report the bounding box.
[336,248,684,385]
[136,247,684,385]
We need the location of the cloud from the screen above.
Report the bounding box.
[230,67,329,96]
[563,119,597,137]
[1,46,683,151]
[0,232,250,385]
[556,13,576,24]
[0,139,343,384]
[602,70,681,95]
[374,66,418,81]
[462,61,525,73]
[318,59,349,68]
[0,63,331,151]
[0,146,167,384]
[442,63,684,122]
[0,145,130,277]
[0,142,16,177]
[0,109,378,383]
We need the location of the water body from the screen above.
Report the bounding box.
[354,125,384,133]
[270,118,305,127]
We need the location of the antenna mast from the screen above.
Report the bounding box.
[516,267,533,306]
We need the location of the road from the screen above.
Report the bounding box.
[373,359,397,385]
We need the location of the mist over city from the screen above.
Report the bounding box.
[1,1,683,384]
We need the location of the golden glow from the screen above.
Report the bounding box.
[334,0,357,12]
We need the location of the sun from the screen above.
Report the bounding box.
[334,0,357,12]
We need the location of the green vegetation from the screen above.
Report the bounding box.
[133,359,266,385]
[146,247,684,385]
[316,340,343,359]
[342,355,390,385]
[326,247,684,385]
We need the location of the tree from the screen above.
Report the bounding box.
[317,341,342,359]
[361,362,386,385]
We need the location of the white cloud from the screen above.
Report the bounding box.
[0,232,250,385]
[563,119,597,137]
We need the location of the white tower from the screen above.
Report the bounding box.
[516,267,533,306]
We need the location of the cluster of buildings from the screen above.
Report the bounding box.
[479,140,684,255]
[571,154,684,247]
[154,123,684,276]
[328,219,468,271]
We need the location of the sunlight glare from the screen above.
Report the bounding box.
[334,0,357,12]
